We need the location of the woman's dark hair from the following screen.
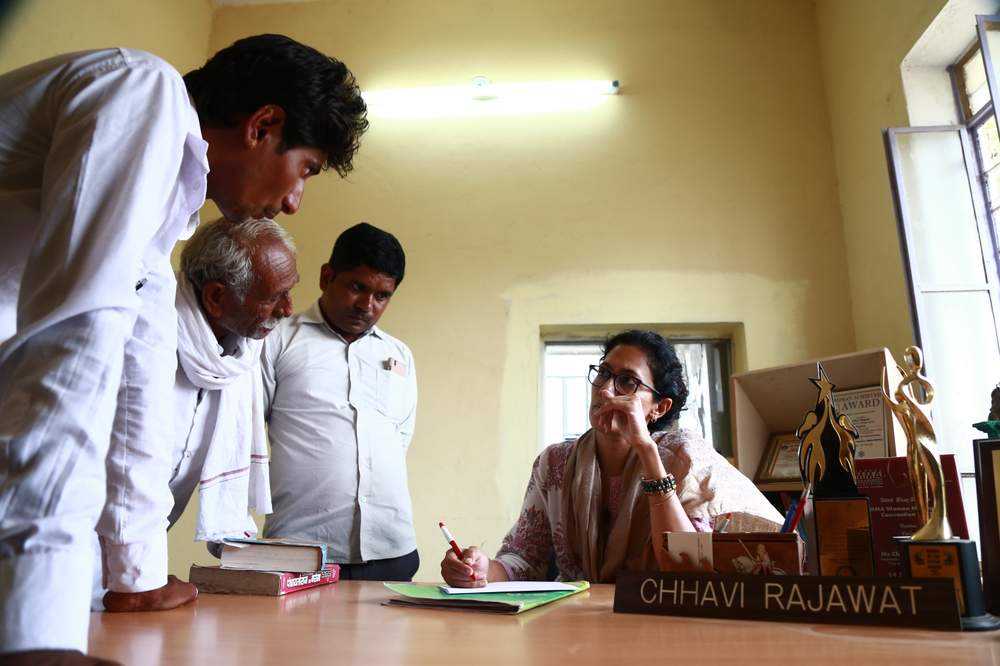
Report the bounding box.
[602,329,688,431]
[184,34,368,176]
[329,222,405,286]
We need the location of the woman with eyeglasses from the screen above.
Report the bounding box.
[441,329,783,586]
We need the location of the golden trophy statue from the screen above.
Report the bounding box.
[883,346,998,630]
[797,363,874,576]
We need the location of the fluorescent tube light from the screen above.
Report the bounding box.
[362,78,620,118]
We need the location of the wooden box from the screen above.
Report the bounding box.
[712,532,805,575]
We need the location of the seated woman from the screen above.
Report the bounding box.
[441,330,783,586]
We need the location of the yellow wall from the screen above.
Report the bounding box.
[813,0,947,355]
[0,0,212,75]
[206,0,855,580]
[5,0,945,584]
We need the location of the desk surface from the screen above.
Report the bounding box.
[88,581,1000,665]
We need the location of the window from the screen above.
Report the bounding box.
[542,342,602,445]
[541,337,733,457]
[954,34,1000,239]
[885,13,1000,547]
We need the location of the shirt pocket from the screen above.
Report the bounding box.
[375,366,409,423]
[355,356,408,422]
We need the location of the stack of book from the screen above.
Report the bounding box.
[190,537,339,597]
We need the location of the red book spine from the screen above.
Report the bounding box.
[856,453,968,577]
[277,563,340,594]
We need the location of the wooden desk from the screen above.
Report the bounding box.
[88,581,999,665]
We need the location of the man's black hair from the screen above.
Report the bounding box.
[184,34,368,176]
[602,330,689,432]
[329,223,405,286]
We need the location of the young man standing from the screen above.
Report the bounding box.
[0,35,366,662]
[262,223,419,582]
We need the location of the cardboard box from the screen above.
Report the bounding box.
[730,348,906,492]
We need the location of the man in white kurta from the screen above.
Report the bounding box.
[167,218,297,542]
[0,48,207,658]
[0,35,368,659]
[262,223,419,581]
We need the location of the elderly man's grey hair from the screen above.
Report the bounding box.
[181,218,296,302]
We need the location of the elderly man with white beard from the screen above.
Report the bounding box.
[167,218,297,539]
[97,217,297,611]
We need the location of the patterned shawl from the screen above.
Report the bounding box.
[559,426,784,582]
[560,429,655,583]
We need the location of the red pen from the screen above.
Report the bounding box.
[439,521,464,558]
[783,483,810,534]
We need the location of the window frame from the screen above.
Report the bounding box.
[951,18,1000,282]
[882,13,1000,549]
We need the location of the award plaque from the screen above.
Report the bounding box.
[883,346,1000,631]
[905,541,980,615]
[797,363,875,576]
[973,438,1000,614]
[809,497,875,576]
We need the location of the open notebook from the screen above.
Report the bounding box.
[383,581,589,614]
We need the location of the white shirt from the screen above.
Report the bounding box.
[0,48,205,348]
[0,48,206,652]
[262,301,417,563]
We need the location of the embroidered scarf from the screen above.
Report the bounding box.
[560,429,655,583]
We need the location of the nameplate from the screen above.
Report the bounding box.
[613,571,961,630]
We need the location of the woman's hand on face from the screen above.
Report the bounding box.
[440,546,490,587]
[593,395,654,447]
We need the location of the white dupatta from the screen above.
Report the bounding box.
[175,272,272,541]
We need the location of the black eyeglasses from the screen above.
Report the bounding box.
[587,365,661,398]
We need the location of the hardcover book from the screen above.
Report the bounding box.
[220,537,327,573]
[855,454,968,577]
[190,563,339,596]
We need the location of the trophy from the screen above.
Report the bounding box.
[797,363,875,576]
[883,346,999,630]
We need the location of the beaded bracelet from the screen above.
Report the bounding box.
[640,473,677,496]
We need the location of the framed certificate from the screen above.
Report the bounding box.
[832,386,890,459]
[755,433,801,484]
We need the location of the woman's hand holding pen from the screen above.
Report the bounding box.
[441,546,490,588]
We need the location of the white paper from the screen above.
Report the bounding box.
[665,531,713,568]
[438,581,576,595]
[833,386,888,459]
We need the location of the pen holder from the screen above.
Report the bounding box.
[712,532,805,575]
